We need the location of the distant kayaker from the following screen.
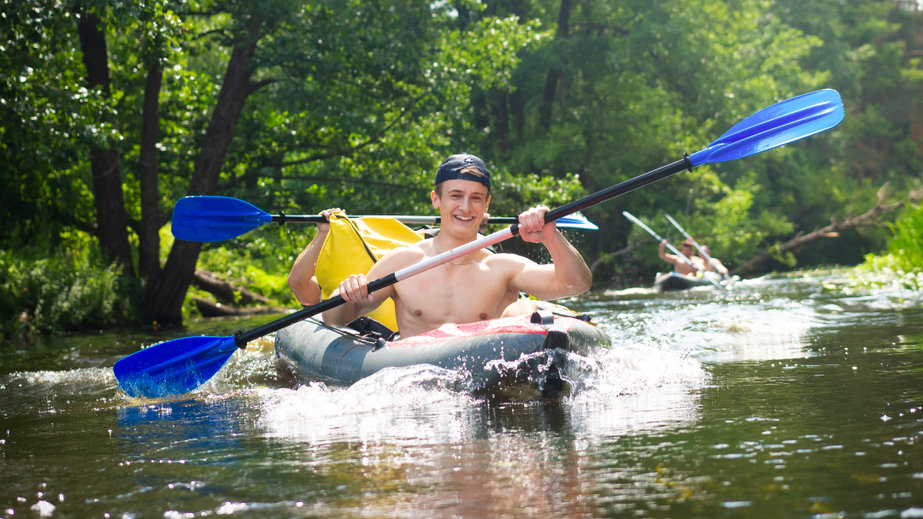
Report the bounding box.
[322,152,592,339]
[659,238,707,275]
[288,207,340,305]
[698,245,729,276]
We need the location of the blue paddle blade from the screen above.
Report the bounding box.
[689,89,844,166]
[171,196,273,242]
[113,336,238,398]
[556,213,598,230]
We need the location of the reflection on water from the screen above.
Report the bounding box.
[1,269,922,518]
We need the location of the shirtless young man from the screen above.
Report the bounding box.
[659,238,707,275]
[322,153,593,339]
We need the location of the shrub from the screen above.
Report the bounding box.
[856,203,923,290]
[886,203,923,274]
[0,247,140,338]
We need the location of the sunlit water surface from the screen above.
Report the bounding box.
[1,269,921,518]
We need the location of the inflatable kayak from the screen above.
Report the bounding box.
[654,271,729,292]
[274,309,610,399]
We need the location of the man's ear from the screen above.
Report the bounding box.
[431,189,439,209]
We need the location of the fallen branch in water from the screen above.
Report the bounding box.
[192,296,287,318]
[192,269,270,306]
[732,194,905,276]
[191,270,287,317]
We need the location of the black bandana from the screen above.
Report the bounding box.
[434,153,490,190]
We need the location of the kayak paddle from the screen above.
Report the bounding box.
[663,213,725,274]
[623,211,723,289]
[623,211,691,265]
[114,88,844,398]
[170,195,598,242]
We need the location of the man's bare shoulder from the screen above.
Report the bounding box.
[372,240,430,272]
[483,251,537,270]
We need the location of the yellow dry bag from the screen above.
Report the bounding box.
[314,213,423,332]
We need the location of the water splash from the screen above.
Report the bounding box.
[257,365,478,445]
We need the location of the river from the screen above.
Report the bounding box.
[1,269,921,518]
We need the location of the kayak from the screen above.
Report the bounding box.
[274,309,611,399]
[653,271,729,292]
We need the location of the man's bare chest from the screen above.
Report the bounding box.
[394,262,512,319]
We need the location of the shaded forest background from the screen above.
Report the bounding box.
[2,0,921,335]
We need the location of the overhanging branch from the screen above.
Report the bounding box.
[732,198,904,275]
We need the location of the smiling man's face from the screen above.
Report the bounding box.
[431,179,490,237]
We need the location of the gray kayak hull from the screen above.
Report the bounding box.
[654,271,729,292]
[275,313,610,398]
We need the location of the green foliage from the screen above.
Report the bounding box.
[854,252,923,292]
[3,0,921,333]
[857,199,923,290]
[468,0,847,279]
[887,203,923,271]
[1,2,92,244]
[163,221,302,318]
[0,233,140,337]
[489,171,585,216]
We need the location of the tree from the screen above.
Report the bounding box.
[5,0,920,334]
[463,0,830,276]
[2,0,543,326]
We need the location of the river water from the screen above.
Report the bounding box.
[1,269,921,518]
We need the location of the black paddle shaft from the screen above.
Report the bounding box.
[234,275,399,347]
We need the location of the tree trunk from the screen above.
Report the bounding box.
[76,10,134,275]
[138,62,163,284]
[142,240,200,324]
[142,18,264,324]
[538,0,571,132]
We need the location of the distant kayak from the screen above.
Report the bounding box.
[275,309,611,399]
[654,271,734,292]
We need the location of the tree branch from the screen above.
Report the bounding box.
[219,92,430,191]
[732,198,904,275]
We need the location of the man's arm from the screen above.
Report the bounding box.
[321,273,393,326]
[658,240,677,266]
[288,209,338,305]
[511,206,592,299]
[321,247,412,326]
